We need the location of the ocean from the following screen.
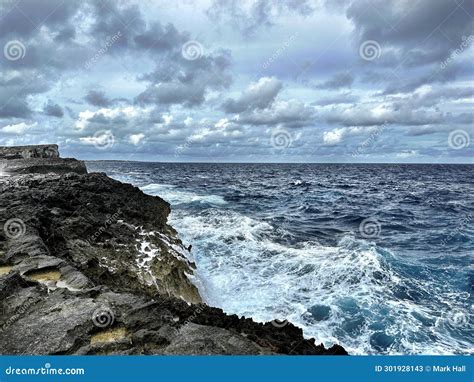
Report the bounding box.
[86,162,473,355]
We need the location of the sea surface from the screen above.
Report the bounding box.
[86,162,473,355]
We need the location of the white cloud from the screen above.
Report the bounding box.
[184,117,193,127]
[323,126,380,145]
[237,99,315,128]
[75,110,97,130]
[79,130,114,147]
[223,77,283,113]
[215,118,230,129]
[1,122,37,134]
[396,150,418,158]
[163,113,173,125]
[323,128,345,145]
[129,133,145,145]
[323,102,444,127]
[75,107,145,130]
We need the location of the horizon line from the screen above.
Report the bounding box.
[83,159,474,165]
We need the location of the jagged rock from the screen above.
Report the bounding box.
[0,145,348,355]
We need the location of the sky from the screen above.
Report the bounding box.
[0,0,472,163]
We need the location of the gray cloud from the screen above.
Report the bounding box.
[389,86,473,109]
[0,99,31,118]
[237,99,316,128]
[84,90,113,108]
[136,50,233,107]
[43,100,63,117]
[315,72,354,89]
[220,77,315,129]
[314,92,359,106]
[0,0,82,39]
[88,0,145,52]
[222,77,283,113]
[54,25,76,42]
[0,0,234,120]
[0,70,51,118]
[323,103,445,127]
[206,0,315,37]
[381,62,472,94]
[346,0,474,66]
[134,22,184,52]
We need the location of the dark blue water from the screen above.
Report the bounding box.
[86,162,473,354]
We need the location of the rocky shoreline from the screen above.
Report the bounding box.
[0,145,347,355]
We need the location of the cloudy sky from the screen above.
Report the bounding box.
[0,0,472,162]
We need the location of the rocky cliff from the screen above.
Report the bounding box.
[0,144,59,160]
[0,145,347,355]
[0,144,86,175]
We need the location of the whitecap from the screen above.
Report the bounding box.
[141,183,227,206]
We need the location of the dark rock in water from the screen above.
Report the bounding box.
[0,145,348,355]
[309,305,331,321]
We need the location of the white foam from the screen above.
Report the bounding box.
[168,208,472,355]
[140,183,227,206]
[137,240,161,270]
